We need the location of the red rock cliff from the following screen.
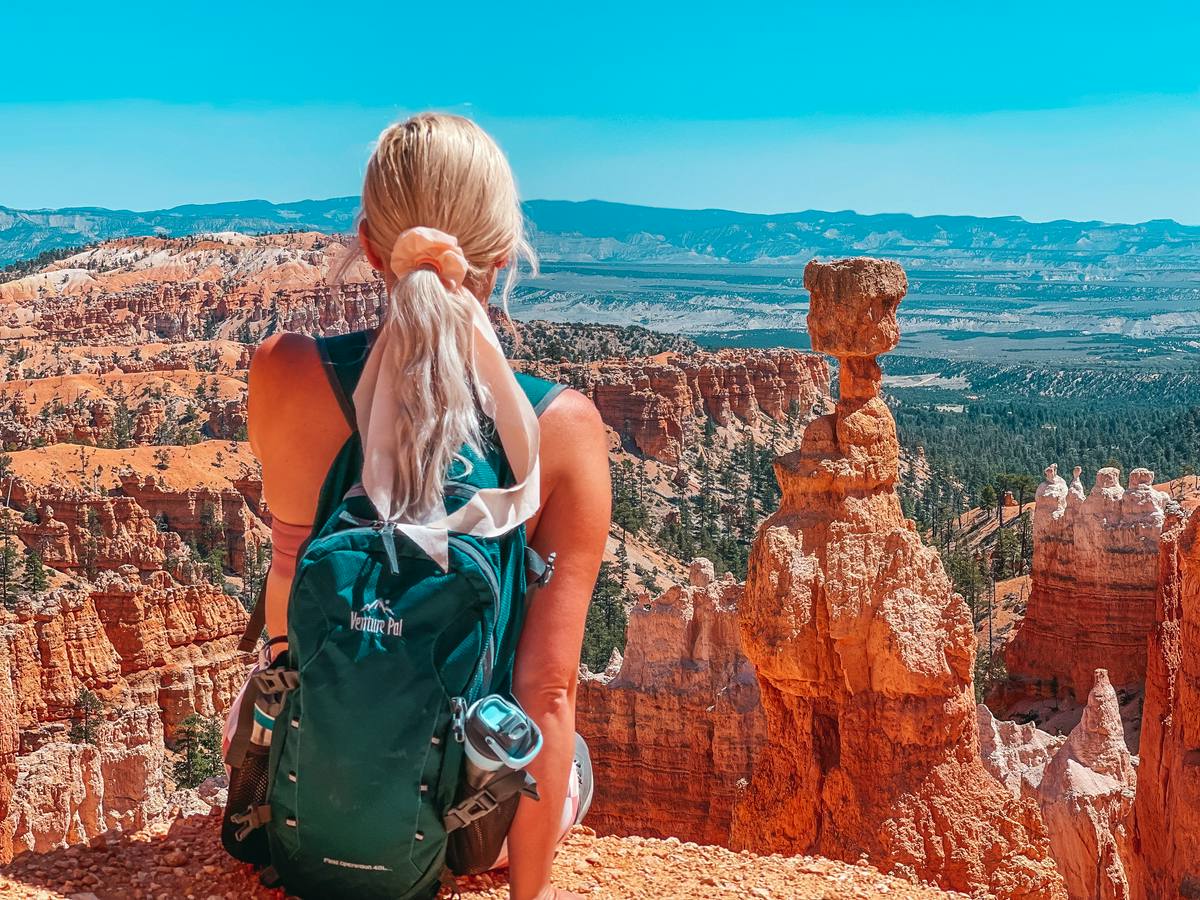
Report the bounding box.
[525,350,829,463]
[1004,464,1168,704]
[576,559,764,845]
[729,258,1065,899]
[0,454,253,862]
[1130,507,1200,899]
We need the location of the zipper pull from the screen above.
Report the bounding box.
[450,697,467,743]
[381,522,400,574]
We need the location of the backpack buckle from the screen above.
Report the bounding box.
[525,547,556,588]
[443,789,500,831]
[443,769,537,833]
[252,668,299,697]
[230,804,272,840]
[538,552,556,587]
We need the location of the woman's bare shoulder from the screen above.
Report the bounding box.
[249,332,319,386]
[247,333,343,464]
[536,388,609,495]
[539,389,606,453]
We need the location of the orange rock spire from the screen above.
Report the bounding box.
[1130,506,1200,898]
[730,258,1065,898]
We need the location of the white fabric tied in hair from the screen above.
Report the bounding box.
[352,230,540,571]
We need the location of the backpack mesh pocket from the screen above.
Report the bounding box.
[445,791,521,876]
[221,743,272,865]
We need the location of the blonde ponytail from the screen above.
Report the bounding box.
[377,267,482,520]
[334,113,535,523]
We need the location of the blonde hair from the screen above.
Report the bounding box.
[337,113,535,521]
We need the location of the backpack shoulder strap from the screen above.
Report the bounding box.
[314,329,375,430]
[514,372,568,418]
[238,330,373,653]
[511,372,567,587]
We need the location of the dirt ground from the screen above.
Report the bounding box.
[0,811,962,900]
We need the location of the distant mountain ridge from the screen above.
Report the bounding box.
[3,196,1200,269]
[0,197,358,266]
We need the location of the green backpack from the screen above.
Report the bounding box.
[225,329,564,899]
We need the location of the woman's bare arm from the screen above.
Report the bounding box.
[247,333,350,642]
[508,389,611,900]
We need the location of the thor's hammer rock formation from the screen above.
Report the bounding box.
[730,258,1065,899]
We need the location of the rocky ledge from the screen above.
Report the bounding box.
[0,811,963,900]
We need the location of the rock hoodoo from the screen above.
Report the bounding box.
[1038,669,1137,900]
[1130,506,1200,899]
[575,559,764,845]
[1004,464,1169,704]
[981,670,1137,900]
[730,258,1065,898]
[0,450,255,862]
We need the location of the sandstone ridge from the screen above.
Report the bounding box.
[1003,464,1170,706]
[576,559,764,845]
[523,352,830,463]
[1131,505,1200,898]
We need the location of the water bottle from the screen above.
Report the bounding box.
[447,694,543,875]
[461,694,543,788]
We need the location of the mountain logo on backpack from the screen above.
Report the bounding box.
[350,599,404,637]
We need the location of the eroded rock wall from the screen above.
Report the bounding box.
[1004,465,1168,704]
[729,258,1065,899]
[2,707,166,856]
[983,670,1137,900]
[576,560,764,845]
[1130,507,1200,899]
[1039,670,1136,900]
[0,580,246,861]
[0,463,252,862]
[528,350,830,463]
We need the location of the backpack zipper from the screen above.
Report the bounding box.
[448,535,499,693]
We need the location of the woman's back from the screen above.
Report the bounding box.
[247,116,610,899]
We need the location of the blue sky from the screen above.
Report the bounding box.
[3,0,1198,223]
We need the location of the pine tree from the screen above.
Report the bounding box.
[69,688,104,745]
[610,459,647,536]
[80,506,103,580]
[173,714,223,788]
[111,394,135,449]
[0,525,19,608]
[615,540,630,576]
[23,549,49,595]
[197,503,224,556]
[580,561,629,672]
[241,539,272,613]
